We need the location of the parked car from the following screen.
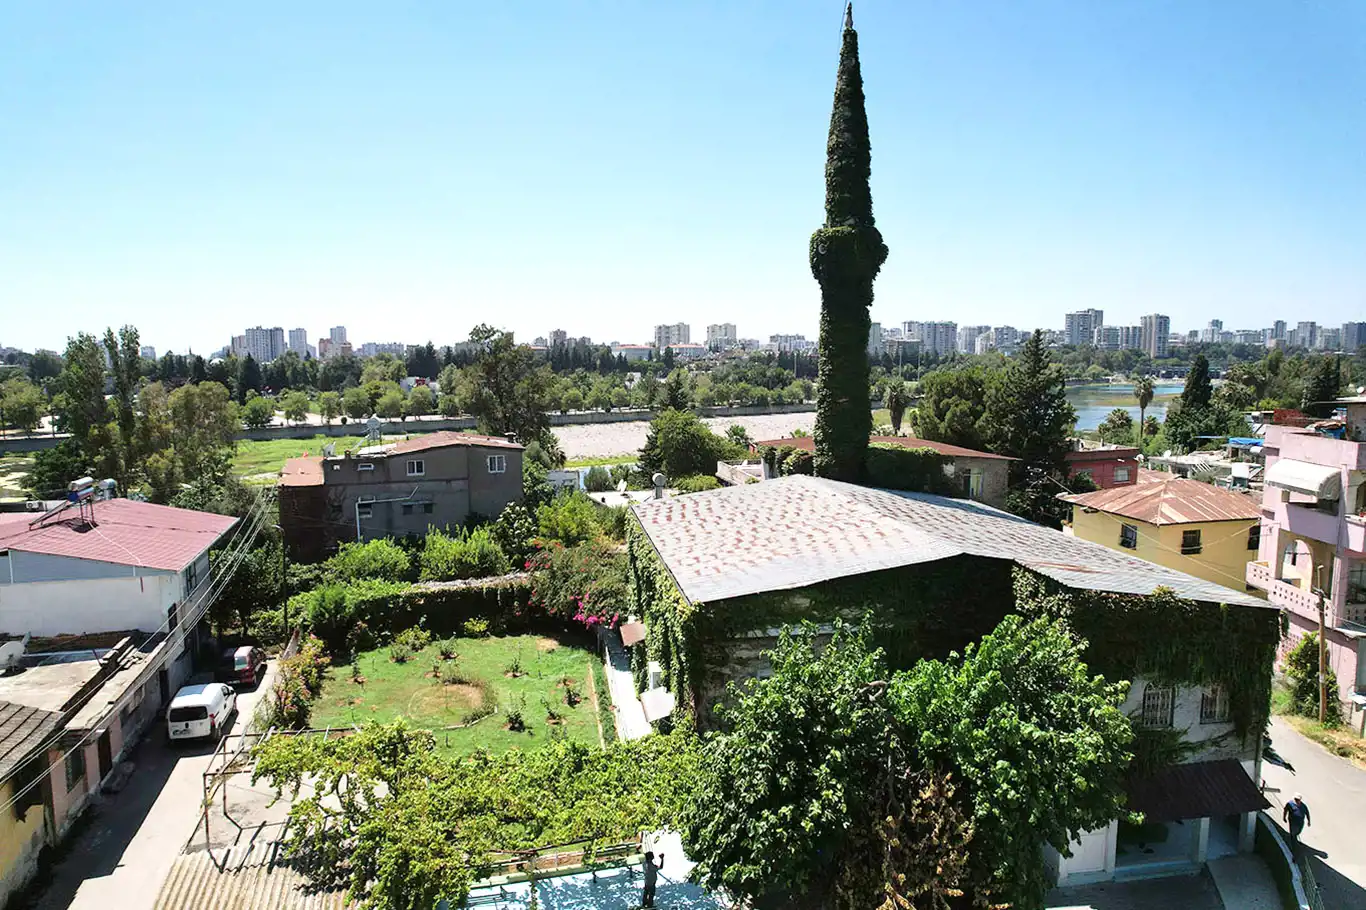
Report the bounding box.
[217,645,267,687]
[166,683,237,742]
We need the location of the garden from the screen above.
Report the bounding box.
[308,629,608,755]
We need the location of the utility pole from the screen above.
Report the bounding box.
[1314,564,1328,725]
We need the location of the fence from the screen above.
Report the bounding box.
[1254,812,1320,910]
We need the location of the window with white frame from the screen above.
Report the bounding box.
[1140,685,1175,728]
[1200,686,1230,724]
[358,462,375,472]
[65,748,86,792]
[407,459,425,477]
[357,504,373,519]
[487,454,507,474]
[1119,524,1139,549]
[1114,466,1131,483]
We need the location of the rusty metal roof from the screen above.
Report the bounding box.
[1126,758,1269,823]
[279,456,324,487]
[1058,475,1262,525]
[388,431,522,454]
[755,435,1014,461]
[630,475,1268,609]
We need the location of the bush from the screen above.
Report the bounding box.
[583,465,613,492]
[389,641,414,663]
[438,638,459,659]
[638,409,746,482]
[526,541,627,628]
[463,618,490,637]
[673,474,721,494]
[268,636,331,728]
[536,491,602,546]
[325,538,413,582]
[242,395,275,429]
[419,526,511,581]
[863,445,955,494]
[596,506,628,541]
[1286,632,1340,725]
[394,626,433,653]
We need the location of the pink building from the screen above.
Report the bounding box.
[1247,398,1366,721]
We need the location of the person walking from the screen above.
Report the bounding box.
[1283,792,1311,848]
[642,850,664,908]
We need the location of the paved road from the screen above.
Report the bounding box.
[1046,871,1223,910]
[1263,716,1366,910]
[24,665,277,910]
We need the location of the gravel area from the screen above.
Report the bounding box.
[554,412,817,460]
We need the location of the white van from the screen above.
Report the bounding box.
[166,683,237,742]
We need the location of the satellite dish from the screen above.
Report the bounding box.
[365,415,382,442]
[322,443,336,457]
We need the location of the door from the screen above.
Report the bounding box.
[96,729,113,781]
[157,669,169,709]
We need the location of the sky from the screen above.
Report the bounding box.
[1,1,1363,356]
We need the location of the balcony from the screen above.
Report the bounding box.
[1348,514,1366,555]
[1282,502,1344,547]
[1246,561,1320,617]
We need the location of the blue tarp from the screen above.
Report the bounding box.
[1227,437,1263,447]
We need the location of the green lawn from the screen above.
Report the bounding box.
[310,634,605,755]
[0,454,33,499]
[564,455,636,468]
[231,435,367,477]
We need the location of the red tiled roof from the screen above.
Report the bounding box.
[388,432,523,454]
[279,456,324,487]
[1058,475,1261,525]
[754,435,1013,461]
[0,499,237,572]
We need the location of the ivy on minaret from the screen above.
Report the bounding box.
[811,2,887,482]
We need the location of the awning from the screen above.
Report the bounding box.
[1127,758,1269,823]
[1265,459,1341,500]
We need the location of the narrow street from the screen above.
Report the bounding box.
[1263,716,1366,910]
[23,664,277,910]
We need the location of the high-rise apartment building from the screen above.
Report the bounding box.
[1063,309,1104,347]
[992,326,1020,350]
[1343,322,1365,353]
[1317,327,1342,352]
[288,328,308,356]
[1140,314,1170,359]
[706,323,738,351]
[902,321,956,357]
[654,323,690,350]
[957,325,991,354]
[1296,322,1317,349]
[549,329,568,347]
[139,345,157,361]
[329,326,348,345]
[867,323,883,357]
[1199,319,1224,344]
[243,326,285,364]
[1272,320,1287,342]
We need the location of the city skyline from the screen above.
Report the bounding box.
[2,3,1362,354]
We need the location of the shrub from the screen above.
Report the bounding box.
[419,526,511,582]
[394,626,433,653]
[463,617,490,638]
[596,505,628,541]
[583,466,613,492]
[526,540,627,629]
[863,445,955,494]
[268,636,331,728]
[543,697,564,724]
[674,474,721,494]
[506,694,528,732]
[389,641,414,664]
[438,638,459,660]
[1286,632,1341,725]
[492,503,537,565]
[536,491,603,546]
[325,538,413,582]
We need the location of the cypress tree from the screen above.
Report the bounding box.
[811,3,887,482]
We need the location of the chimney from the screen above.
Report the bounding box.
[652,473,667,500]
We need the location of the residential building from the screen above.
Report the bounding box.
[1343,322,1365,353]
[1064,309,1103,347]
[766,334,815,353]
[1187,330,1200,345]
[288,328,308,356]
[1246,399,1366,715]
[361,342,405,358]
[992,325,1021,351]
[1093,326,1122,351]
[668,342,709,360]
[1065,443,1141,489]
[903,321,956,357]
[956,325,990,354]
[229,335,247,357]
[973,333,995,354]
[1059,471,1262,591]
[1200,320,1224,344]
[1317,327,1342,352]
[1272,320,1287,342]
[1296,321,1318,350]
[706,323,737,351]
[628,476,1274,882]
[549,329,568,347]
[1231,330,1262,347]
[278,432,524,562]
[243,326,285,364]
[610,343,655,361]
[752,436,1013,507]
[1141,314,1170,359]
[139,345,156,361]
[329,326,348,345]
[653,323,690,350]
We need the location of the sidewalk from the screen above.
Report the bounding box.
[599,630,651,740]
[1207,855,1280,910]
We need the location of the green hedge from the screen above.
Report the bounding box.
[863,444,954,493]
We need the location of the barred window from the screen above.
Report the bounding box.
[1119,524,1139,549]
[1200,687,1230,724]
[1140,685,1175,729]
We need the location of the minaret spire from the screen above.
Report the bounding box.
[810,3,887,482]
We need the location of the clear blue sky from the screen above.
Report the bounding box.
[2,1,1362,355]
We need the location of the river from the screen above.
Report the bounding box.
[1066,383,1183,432]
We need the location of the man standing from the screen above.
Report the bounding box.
[1283,792,1311,847]
[642,850,664,908]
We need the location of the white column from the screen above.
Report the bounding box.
[1191,817,1210,864]
[1238,811,1256,852]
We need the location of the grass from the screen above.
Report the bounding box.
[310,633,603,756]
[563,455,636,468]
[1271,678,1366,769]
[231,435,368,477]
[589,649,616,745]
[0,454,34,499]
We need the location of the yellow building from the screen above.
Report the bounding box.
[1059,472,1263,593]
[0,701,63,907]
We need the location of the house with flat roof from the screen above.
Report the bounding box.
[626,476,1277,885]
[1065,442,1141,489]
[278,431,524,562]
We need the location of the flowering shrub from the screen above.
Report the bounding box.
[268,635,331,729]
[525,540,627,629]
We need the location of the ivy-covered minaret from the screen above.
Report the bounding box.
[811,2,887,482]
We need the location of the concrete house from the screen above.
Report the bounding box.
[626,476,1277,885]
[1059,470,1263,592]
[278,431,524,561]
[1065,443,1141,490]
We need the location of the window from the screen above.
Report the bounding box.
[1181,529,1202,555]
[1114,467,1131,484]
[401,504,414,515]
[1119,524,1139,549]
[423,503,434,514]
[184,559,199,593]
[1200,687,1230,724]
[1140,685,1175,729]
[1247,524,1261,551]
[406,459,425,477]
[487,454,507,474]
[64,748,86,792]
[357,504,373,519]
[358,462,375,472]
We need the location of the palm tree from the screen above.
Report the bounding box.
[885,381,910,435]
[1133,375,1155,445]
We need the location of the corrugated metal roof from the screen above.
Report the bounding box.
[155,842,350,910]
[0,499,238,572]
[1126,758,1269,823]
[0,700,61,780]
[755,435,1014,461]
[1058,475,1262,525]
[630,475,1269,609]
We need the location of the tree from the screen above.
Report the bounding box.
[242,395,276,429]
[1133,375,1154,443]
[883,379,910,434]
[561,388,584,412]
[810,8,887,483]
[406,384,434,417]
[462,325,555,448]
[912,366,988,450]
[1181,354,1213,411]
[375,389,405,419]
[1285,632,1339,725]
[237,354,263,403]
[281,390,311,426]
[317,390,341,425]
[167,381,238,481]
[51,332,108,448]
[662,369,691,411]
[1096,408,1134,445]
[103,325,142,455]
[1301,355,1341,419]
[0,378,45,435]
[342,387,371,419]
[638,410,740,481]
